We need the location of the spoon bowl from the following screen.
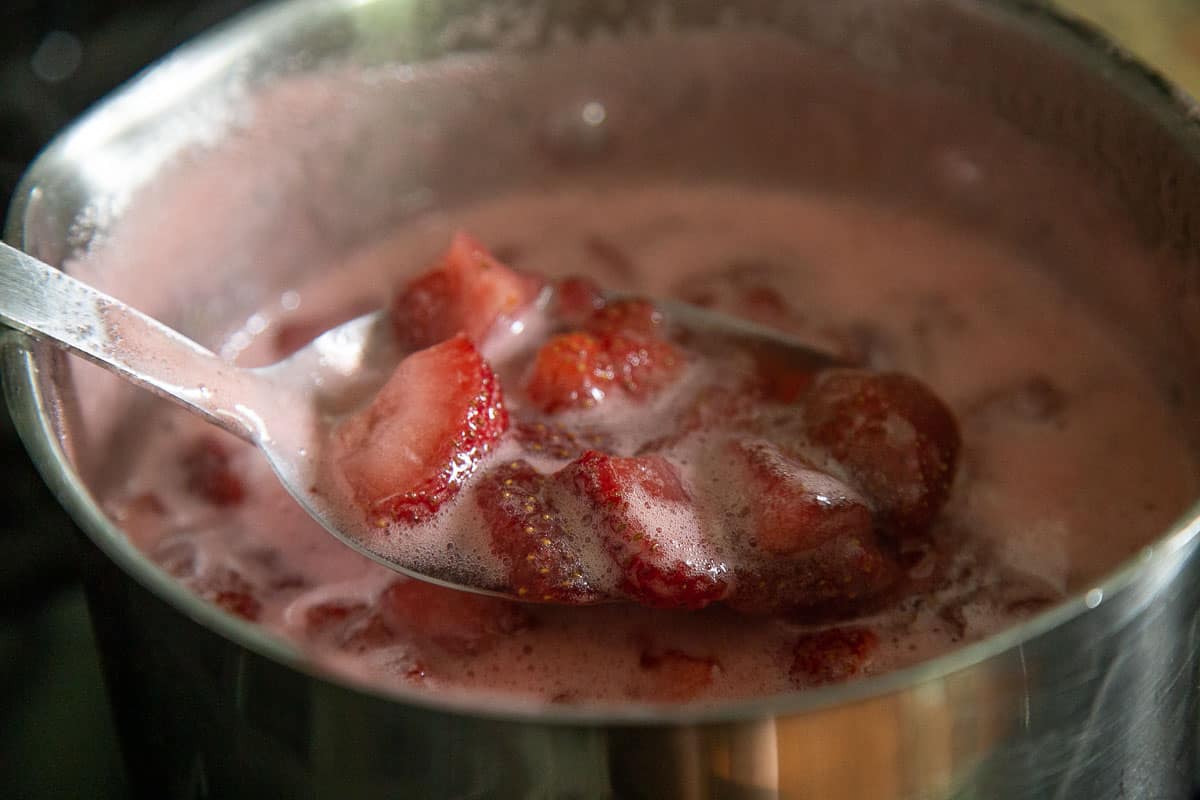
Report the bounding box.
[0,239,836,599]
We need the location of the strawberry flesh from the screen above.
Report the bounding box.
[476,460,600,603]
[181,435,245,507]
[634,649,722,701]
[335,334,508,524]
[524,330,685,413]
[803,370,960,535]
[390,232,543,350]
[790,627,879,686]
[562,451,730,609]
[378,580,530,655]
[727,439,873,556]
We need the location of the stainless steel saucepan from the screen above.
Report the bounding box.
[4,1,1200,797]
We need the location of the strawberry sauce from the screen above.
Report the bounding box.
[101,186,1200,704]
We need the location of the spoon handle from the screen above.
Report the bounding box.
[0,241,260,442]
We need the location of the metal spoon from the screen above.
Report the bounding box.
[0,241,834,599]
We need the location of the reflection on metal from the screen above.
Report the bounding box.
[3,0,1200,797]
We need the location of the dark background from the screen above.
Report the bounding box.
[0,3,260,797]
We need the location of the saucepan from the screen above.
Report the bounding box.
[4,0,1200,797]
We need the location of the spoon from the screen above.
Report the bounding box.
[0,240,835,599]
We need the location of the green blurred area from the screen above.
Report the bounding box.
[1055,0,1200,94]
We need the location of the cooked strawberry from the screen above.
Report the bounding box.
[338,611,397,653]
[335,335,508,524]
[524,332,615,412]
[390,232,543,349]
[727,440,873,556]
[476,460,600,603]
[803,370,960,535]
[604,334,685,398]
[554,276,605,325]
[789,627,879,686]
[634,649,722,701]
[304,599,369,633]
[378,580,530,656]
[195,567,261,621]
[512,421,612,461]
[561,451,730,609]
[727,532,898,616]
[181,435,245,506]
[585,298,664,338]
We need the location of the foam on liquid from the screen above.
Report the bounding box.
[101,184,1200,705]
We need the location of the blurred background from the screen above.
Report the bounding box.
[1,0,1199,798]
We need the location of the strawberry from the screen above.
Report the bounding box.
[390,232,543,349]
[378,580,530,656]
[181,435,246,506]
[335,335,508,524]
[726,440,873,556]
[584,298,664,338]
[634,649,722,702]
[727,533,897,616]
[553,276,605,325]
[195,567,261,621]
[790,627,879,686]
[524,331,685,413]
[803,370,960,536]
[512,421,612,461]
[561,451,730,609]
[475,460,601,603]
[524,332,614,412]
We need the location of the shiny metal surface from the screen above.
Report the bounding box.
[4,0,1200,798]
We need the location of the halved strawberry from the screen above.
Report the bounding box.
[390,232,543,350]
[378,579,530,656]
[476,459,600,603]
[727,532,897,617]
[524,331,685,413]
[726,440,873,556]
[604,334,685,398]
[561,451,730,609]
[553,276,605,325]
[524,332,614,412]
[634,649,722,702]
[803,370,960,535]
[584,298,664,338]
[181,436,246,507]
[790,627,879,686]
[335,334,508,524]
[512,421,612,461]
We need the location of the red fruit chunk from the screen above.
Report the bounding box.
[790,627,879,686]
[562,451,730,609]
[554,276,605,325]
[378,580,530,656]
[195,567,261,621]
[304,599,368,632]
[512,421,611,461]
[476,460,600,603]
[585,298,664,338]
[181,436,245,506]
[804,370,960,535]
[727,440,873,556]
[634,650,721,702]
[213,590,262,621]
[390,232,543,349]
[524,332,614,412]
[728,533,897,616]
[335,335,508,524]
[525,331,685,413]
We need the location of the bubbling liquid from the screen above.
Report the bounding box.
[102,184,1199,705]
